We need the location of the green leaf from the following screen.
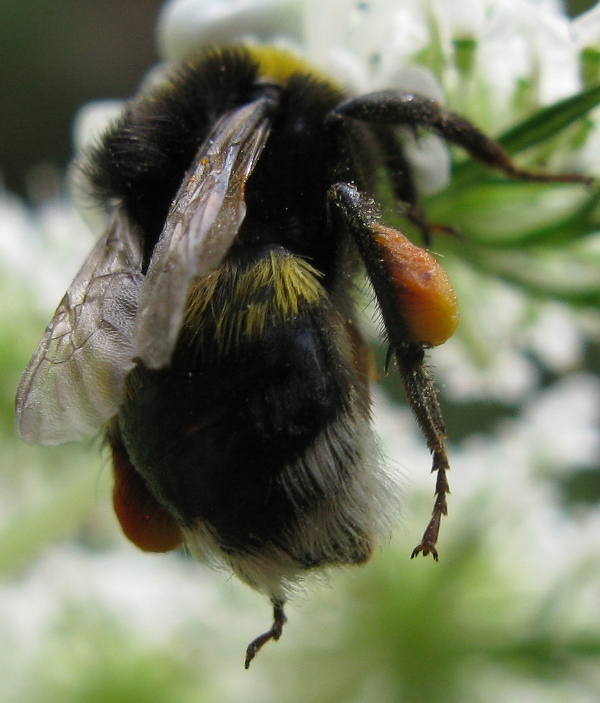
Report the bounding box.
[461,235,600,305]
[427,182,594,246]
[498,83,600,155]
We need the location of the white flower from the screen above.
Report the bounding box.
[0,187,94,314]
[474,0,579,106]
[572,0,600,49]
[159,0,305,60]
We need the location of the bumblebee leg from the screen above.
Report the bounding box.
[387,341,449,561]
[326,109,454,245]
[328,182,450,559]
[331,91,592,185]
[371,125,459,245]
[245,600,287,669]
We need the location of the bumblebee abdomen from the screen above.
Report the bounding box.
[117,315,353,554]
[117,248,363,556]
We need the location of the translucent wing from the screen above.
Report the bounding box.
[135,95,275,369]
[16,215,144,445]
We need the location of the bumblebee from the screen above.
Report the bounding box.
[15,46,588,666]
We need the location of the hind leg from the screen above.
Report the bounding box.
[245,599,288,668]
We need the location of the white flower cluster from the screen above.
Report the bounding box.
[159,0,600,111]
